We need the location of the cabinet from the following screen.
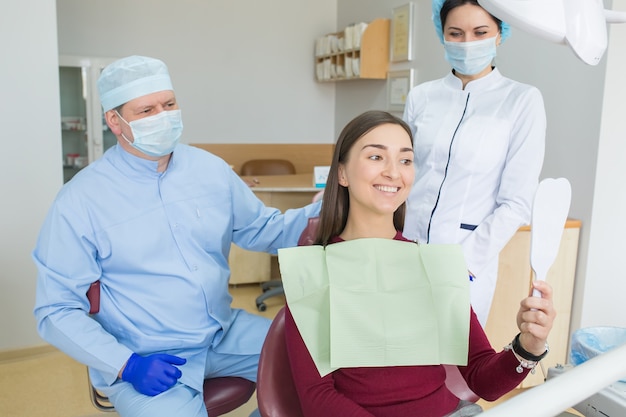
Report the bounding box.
[485,219,581,388]
[59,66,89,183]
[58,56,118,183]
[315,18,390,81]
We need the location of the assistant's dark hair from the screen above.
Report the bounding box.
[440,0,503,33]
[314,110,413,246]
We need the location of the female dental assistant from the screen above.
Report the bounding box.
[402,0,546,326]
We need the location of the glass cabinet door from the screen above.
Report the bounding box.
[59,65,88,183]
[58,56,117,183]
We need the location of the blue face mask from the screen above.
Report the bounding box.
[443,36,497,76]
[116,109,183,157]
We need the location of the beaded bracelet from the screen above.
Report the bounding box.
[504,333,549,374]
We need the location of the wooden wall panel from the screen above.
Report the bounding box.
[190,143,334,175]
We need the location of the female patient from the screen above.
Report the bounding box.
[283,110,555,417]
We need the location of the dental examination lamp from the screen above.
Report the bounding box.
[478,0,626,65]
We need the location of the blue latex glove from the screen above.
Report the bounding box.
[121,353,187,396]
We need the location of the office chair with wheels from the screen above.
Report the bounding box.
[86,282,256,416]
[240,159,299,311]
[256,193,323,312]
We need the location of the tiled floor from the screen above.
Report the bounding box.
[0,284,582,417]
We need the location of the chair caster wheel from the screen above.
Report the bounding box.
[257,303,267,312]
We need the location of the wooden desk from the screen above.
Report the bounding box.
[486,219,581,387]
[229,174,321,285]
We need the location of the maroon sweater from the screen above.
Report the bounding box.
[284,232,530,417]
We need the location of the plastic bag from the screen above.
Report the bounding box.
[570,326,626,382]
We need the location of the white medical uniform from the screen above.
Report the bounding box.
[402,68,546,325]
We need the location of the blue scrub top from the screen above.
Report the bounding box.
[33,143,320,391]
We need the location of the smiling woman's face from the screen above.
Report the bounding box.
[338,123,414,220]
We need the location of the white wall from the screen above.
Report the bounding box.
[495,18,612,334]
[334,1,452,135]
[0,0,338,352]
[580,2,626,328]
[2,0,624,352]
[0,0,62,350]
[333,0,427,133]
[56,0,338,145]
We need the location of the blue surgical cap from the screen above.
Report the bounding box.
[432,0,511,44]
[97,55,174,112]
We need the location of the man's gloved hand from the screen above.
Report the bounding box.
[121,353,187,396]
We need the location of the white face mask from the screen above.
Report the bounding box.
[443,36,497,76]
[116,109,183,157]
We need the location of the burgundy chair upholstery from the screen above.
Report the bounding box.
[86,282,256,415]
[89,374,256,415]
[202,377,257,416]
[256,307,304,417]
[296,217,320,246]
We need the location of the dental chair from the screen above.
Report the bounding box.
[256,193,323,312]
[256,217,479,417]
[256,306,480,417]
[238,158,298,312]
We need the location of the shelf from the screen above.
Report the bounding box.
[315,18,390,82]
